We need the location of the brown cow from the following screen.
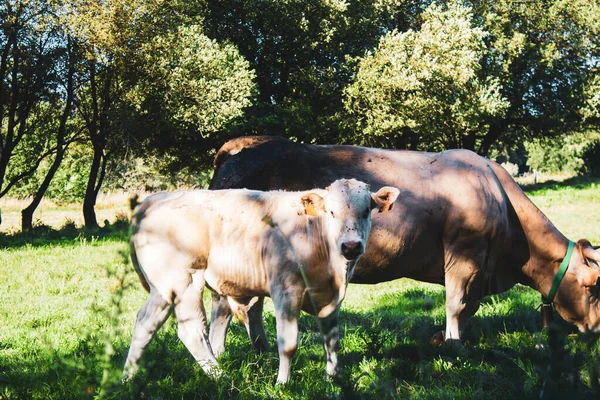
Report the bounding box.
[207,135,600,356]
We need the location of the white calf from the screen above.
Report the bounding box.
[123,179,399,383]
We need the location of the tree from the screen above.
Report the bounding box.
[131,24,255,138]
[344,2,508,151]
[345,0,600,154]
[202,0,431,144]
[64,0,256,228]
[475,0,600,155]
[0,0,62,200]
[20,36,77,231]
[582,73,600,125]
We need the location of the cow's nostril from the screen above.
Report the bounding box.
[341,241,363,260]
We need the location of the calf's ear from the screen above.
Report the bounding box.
[371,186,400,213]
[302,193,325,217]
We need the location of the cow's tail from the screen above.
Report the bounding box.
[130,237,150,293]
[129,197,153,293]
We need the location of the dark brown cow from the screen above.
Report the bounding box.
[208,135,600,355]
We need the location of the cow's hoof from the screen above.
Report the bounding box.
[431,331,445,346]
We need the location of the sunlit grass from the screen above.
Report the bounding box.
[0,191,147,233]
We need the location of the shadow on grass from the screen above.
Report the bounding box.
[2,286,598,400]
[0,220,129,249]
[520,174,600,194]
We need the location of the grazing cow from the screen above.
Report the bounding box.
[208,136,600,354]
[123,179,399,383]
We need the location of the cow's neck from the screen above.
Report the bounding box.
[515,203,570,298]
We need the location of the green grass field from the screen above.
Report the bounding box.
[1,177,600,399]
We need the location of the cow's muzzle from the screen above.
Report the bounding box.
[341,241,364,260]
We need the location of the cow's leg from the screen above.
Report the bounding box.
[271,285,303,384]
[444,275,480,344]
[214,295,270,355]
[123,291,172,379]
[244,296,270,353]
[174,272,220,377]
[209,293,233,358]
[319,306,341,377]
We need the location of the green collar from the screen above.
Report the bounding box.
[543,240,575,304]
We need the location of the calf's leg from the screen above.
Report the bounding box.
[123,291,172,379]
[319,306,341,377]
[271,284,303,384]
[209,293,233,358]
[174,272,220,377]
[210,295,270,357]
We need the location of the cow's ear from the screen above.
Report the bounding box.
[572,241,600,286]
[577,238,600,264]
[575,266,600,287]
[584,246,600,263]
[371,186,400,213]
[301,193,325,217]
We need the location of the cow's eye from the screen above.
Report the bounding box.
[330,210,335,218]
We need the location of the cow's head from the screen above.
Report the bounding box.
[301,178,399,263]
[553,239,600,332]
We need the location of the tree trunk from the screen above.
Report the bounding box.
[81,59,110,230]
[478,120,505,157]
[0,32,15,139]
[22,39,75,231]
[21,147,66,231]
[83,142,103,229]
[462,131,476,151]
[0,30,20,197]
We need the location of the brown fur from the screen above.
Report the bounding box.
[209,136,600,338]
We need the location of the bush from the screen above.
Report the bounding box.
[524,134,592,176]
[581,140,600,176]
[525,132,600,175]
[500,162,519,177]
[102,154,213,193]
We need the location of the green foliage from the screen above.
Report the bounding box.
[4,0,600,227]
[8,141,92,202]
[0,0,73,198]
[103,154,214,192]
[582,72,600,122]
[525,138,583,175]
[46,142,93,202]
[344,2,508,150]
[524,132,600,176]
[343,0,600,153]
[581,140,600,177]
[131,24,256,136]
[201,0,427,144]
